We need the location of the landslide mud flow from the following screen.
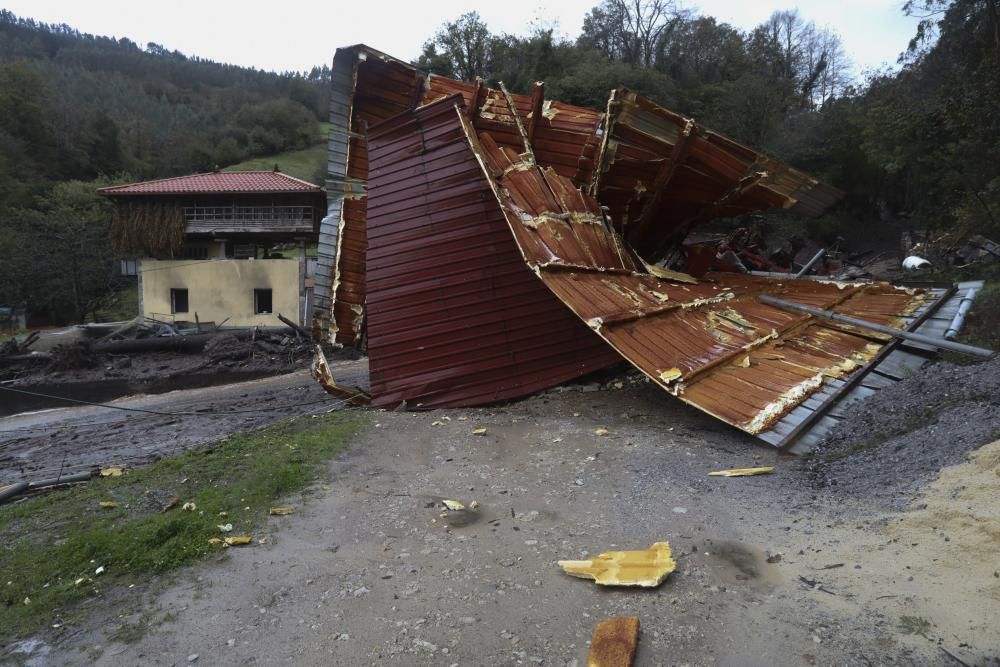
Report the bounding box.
[0,360,366,486]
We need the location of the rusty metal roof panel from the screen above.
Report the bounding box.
[772,283,981,453]
[455,107,927,439]
[317,46,430,344]
[593,89,843,260]
[363,97,620,408]
[317,45,924,448]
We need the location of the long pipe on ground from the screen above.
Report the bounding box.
[794,247,827,279]
[0,470,96,505]
[944,285,981,340]
[0,482,30,504]
[759,295,995,358]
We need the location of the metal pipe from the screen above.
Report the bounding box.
[749,270,871,283]
[0,482,30,504]
[944,286,980,339]
[0,470,98,505]
[759,295,995,358]
[28,470,96,490]
[794,247,827,279]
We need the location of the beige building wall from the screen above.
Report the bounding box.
[141,259,302,327]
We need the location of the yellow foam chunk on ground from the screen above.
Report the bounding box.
[269,507,294,515]
[558,542,675,587]
[708,467,775,477]
[472,428,488,436]
[99,500,118,509]
[100,467,125,477]
[224,536,253,546]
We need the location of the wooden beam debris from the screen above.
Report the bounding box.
[587,616,640,667]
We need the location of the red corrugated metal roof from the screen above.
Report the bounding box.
[98,171,322,195]
[319,45,845,347]
[456,104,927,436]
[364,96,620,407]
[593,89,843,260]
[316,45,929,443]
[367,96,620,407]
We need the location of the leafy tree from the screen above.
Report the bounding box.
[415,43,455,78]
[0,180,121,324]
[418,12,493,81]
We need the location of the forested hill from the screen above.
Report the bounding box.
[0,10,331,210]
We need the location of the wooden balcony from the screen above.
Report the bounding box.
[184,205,316,234]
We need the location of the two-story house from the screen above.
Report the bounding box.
[100,170,325,327]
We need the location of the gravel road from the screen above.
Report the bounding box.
[17,373,996,666]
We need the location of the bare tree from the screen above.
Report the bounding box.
[812,29,850,106]
[579,0,688,67]
[758,9,851,108]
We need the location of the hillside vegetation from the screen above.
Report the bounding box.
[225,123,331,185]
[0,11,331,324]
[0,10,330,212]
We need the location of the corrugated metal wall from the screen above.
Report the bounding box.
[364,97,620,407]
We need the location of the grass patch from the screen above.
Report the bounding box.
[225,122,330,184]
[93,284,139,323]
[0,410,366,639]
[897,615,932,637]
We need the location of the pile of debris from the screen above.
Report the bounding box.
[901,230,1000,271]
[0,316,319,381]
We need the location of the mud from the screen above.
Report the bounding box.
[0,360,368,486]
[9,375,997,666]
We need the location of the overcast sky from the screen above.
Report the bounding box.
[2,0,919,78]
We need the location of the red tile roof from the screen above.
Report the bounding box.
[98,171,322,195]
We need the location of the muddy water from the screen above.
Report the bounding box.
[0,370,285,417]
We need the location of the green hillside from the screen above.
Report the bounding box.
[0,10,331,211]
[225,123,330,185]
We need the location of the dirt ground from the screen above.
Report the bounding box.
[6,369,998,666]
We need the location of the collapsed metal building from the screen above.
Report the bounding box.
[311,45,944,451]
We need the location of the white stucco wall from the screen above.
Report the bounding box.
[141,259,301,326]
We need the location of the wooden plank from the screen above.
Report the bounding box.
[527,82,544,144]
[588,616,640,667]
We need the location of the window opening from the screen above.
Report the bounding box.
[170,288,189,314]
[254,288,273,314]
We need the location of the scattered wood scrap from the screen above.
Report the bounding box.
[708,467,775,477]
[587,616,640,667]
